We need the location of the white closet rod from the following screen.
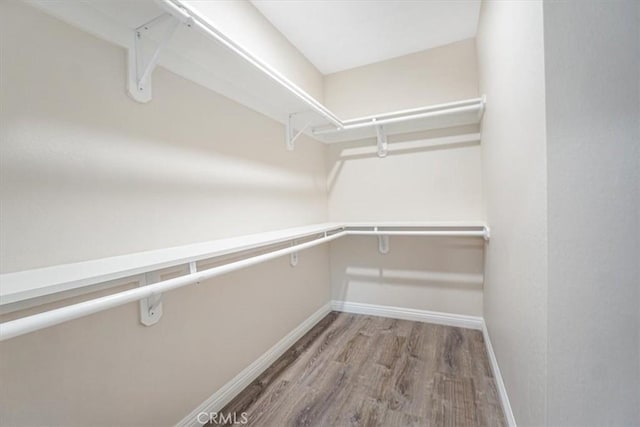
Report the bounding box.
[347,230,487,238]
[0,231,346,342]
[342,97,484,124]
[158,1,484,140]
[0,226,489,341]
[158,0,342,129]
[313,102,484,135]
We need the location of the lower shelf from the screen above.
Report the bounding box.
[0,222,489,342]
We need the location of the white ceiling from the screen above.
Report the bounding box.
[251,0,481,75]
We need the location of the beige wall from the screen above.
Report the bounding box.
[330,236,484,316]
[324,41,483,316]
[326,127,482,223]
[476,1,548,425]
[0,252,329,426]
[544,1,640,425]
[184,0,324,103]
[478,2,640,425]
[0,2,329,425]
[323,38,478,119]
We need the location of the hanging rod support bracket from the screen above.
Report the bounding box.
[374,120,388,158]
[478,94,487,119]
[290,241,299,266]
[127,12,190,103]
[188,261,197,274]
[378,234,390,254]
[286,113,311,151]
[139,271,163,326]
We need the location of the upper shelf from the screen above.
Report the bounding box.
[28,0,485,149]
[312,97,485,144]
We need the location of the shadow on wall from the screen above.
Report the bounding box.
[327,124,481,193]
[1,62,330,270]
[344,266,483,288]
[330,236,485,316]
[2,85,325,196]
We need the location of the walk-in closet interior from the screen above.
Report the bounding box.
[1,1,639,426]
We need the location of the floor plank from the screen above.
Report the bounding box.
[212,312,506,427]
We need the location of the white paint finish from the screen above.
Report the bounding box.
[476,1,548,426]
[251,0,481,74]
[331,300,483,330]
[327,127,483,222]
[314,97,485,144]
[323,39,479,119]
[178,0,324,102]
[177,302,333,427]
[544,1,640,425]
[0,0,329,274]
[345,221,487,228]
[330,236,484,317]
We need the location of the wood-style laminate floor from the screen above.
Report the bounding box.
[213,312,506,427]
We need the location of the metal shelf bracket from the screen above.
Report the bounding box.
[378,233,390,254]
[374,120,388,158]
[188,261,197,274]
[139,261,197,325]
[139,271,163,326]
[127,13,190,103]
[478,95,487,119]
[290,241,299,266]
[286,113,311,151]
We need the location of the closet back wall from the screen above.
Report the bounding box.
[324,40,484,316]
[0,2,329,425]
[323,38,478,118]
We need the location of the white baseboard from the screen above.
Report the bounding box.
[175,302,332,427]
[330,300,483,330]
[333,300,515,425]
[177,300,515,427]
[482,322,517,427]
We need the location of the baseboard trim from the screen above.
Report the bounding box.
[175,302,332,427]
[482,322,517,427]
[177,300,515,427]
[330,300,483,330]
[333,300,515,425]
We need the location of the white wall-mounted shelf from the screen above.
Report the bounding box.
[0,222,488,307]
[27,0,485,152]
[311,97,486,144]
[0,221,488,340]
[0,223,344,306]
